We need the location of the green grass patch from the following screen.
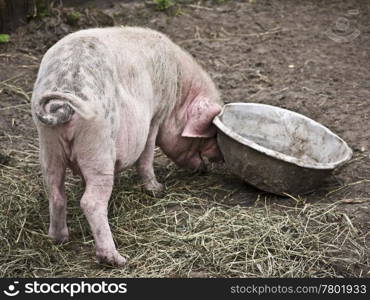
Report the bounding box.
[0,34,10,43]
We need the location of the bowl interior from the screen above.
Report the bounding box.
[215,103,352,168]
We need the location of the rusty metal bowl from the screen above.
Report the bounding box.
[213,103,353,195]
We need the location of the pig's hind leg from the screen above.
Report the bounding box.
[78,147,126,266]
[136,123,164,192]
[39,138,69,243]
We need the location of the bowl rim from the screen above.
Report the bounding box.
[213,103,353,170]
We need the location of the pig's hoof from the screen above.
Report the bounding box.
[144,180,164,193]
[48,228,69,244]
[96,250,127,267]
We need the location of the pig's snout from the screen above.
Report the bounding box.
[195,159,207,173]
[176,153,207,173]
[188,157,207,173]
[200,138,224,163]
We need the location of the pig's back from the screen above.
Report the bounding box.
[48,27,178,109]
[32,27,212,124]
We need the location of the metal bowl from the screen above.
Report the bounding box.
[213,103,353,195]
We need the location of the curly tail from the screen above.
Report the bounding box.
[35,92,96,126]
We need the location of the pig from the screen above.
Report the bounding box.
[31,27,223,266]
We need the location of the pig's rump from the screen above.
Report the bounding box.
[32,35,113,124]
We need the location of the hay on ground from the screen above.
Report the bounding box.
[0,143,368,277]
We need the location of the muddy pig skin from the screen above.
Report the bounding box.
[31,27,224,266]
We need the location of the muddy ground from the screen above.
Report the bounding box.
[0,0,369,276]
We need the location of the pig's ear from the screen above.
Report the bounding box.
[181,97,222,138]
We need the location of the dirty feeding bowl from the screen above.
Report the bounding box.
[213,103,353,195]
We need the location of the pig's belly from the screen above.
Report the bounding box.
[113,125,149,173]
[66,149,142,177]
[64,128,148,176]
[114,144,145,173]
[114,154,140,173]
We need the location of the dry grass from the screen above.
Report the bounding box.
[0,140,368,278]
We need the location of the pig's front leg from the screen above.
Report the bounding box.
[136,123,163,192]
[80,161,126,266]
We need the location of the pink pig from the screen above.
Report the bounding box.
[31,27,223,266]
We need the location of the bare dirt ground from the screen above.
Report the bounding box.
[0,0,369,277]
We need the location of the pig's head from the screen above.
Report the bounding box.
[158,96,224,172]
